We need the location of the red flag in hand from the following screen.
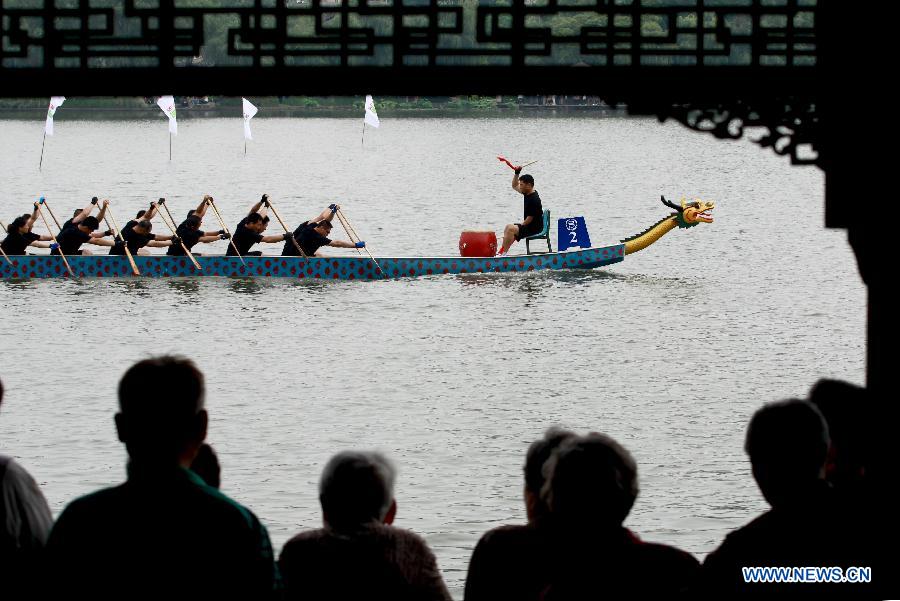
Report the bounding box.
[497,155,520,171]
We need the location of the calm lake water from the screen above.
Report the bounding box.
[0,116,865,597]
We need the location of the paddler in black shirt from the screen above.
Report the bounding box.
[498,168,544,256]
[60,196,110,232]
[282,204,365,257]
[123,201,159,232]
[54,215,116,256]
[166,196,229,256]
[227,195,292,256]
[1,208,53,255]
[109,220,178,256]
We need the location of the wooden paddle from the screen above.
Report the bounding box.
[265,197,309,258]
[105,203,140,276]
[157,198,202,270]
[36,199,75,277]
[335,208,386,279]
[1,220,19,265]
[0,238,15,267]
[39,197,64,231]
[207,198,246,265]
[333,210,361,256]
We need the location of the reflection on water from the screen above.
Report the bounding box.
[228,277,267,295]
[104,279,153,296]
[1,279,35,291]
[167,279,202,297]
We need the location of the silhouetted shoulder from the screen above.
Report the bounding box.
[633,539,700,570]
[46,471,278,598]
[476,523,540,547]
[465,524,550,601]
[280,524,449,601]
[51,484,126,527]
[282,523,436,562]
[625,536,700,593]
[56,476,263,532]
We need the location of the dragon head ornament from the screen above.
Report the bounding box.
[661,195,715,227]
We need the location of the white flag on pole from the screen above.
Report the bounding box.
[242,97,258,140]
[157,95,178,135]
[364,95,380,128]
[45,96,66,136]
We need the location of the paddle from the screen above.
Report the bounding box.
[39,197,64,231]
[335,208,386,279]
[264,196,308,258]
[157,198,202,270]
[104,202,141,276]
[330,206,361,257]
[0,223,11,266]
[36,198,75,277]
[207,198,246,266]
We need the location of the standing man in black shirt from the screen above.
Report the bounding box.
[166,196,228,256]
[282,204,365,257]
[228,195,292,256]
[498,168,544,256]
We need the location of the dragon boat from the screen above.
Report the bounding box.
[0,197,714,280]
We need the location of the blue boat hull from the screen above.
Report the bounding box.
[0,244,625,279]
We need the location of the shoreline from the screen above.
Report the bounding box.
[0,104,628,121]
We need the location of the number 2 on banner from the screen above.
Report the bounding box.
[557,217,592,251]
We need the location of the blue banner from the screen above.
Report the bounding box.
[558,217,591,251]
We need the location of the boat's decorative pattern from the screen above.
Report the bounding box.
[0,245,625,280]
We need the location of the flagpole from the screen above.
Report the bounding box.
[361,122,365,147]
[169,132,172,161]
[39,132,47,171]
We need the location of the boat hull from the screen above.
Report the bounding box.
[0,245,625,279]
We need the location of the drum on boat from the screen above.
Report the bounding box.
[459,230,498,257]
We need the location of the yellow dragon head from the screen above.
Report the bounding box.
[621,195,716,255]
[662,196,715,228]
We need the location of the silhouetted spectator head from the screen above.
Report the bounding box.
[115,356,207,466]
[523,427,575,524]
[808,379,870,489]
[542,433,639,533]
[745,399,829,507]
[191,443,221,488]
[319,451,397,532]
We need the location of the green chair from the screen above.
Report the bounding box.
[525,209,552,254]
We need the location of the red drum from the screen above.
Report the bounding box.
[459,230,498,257]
